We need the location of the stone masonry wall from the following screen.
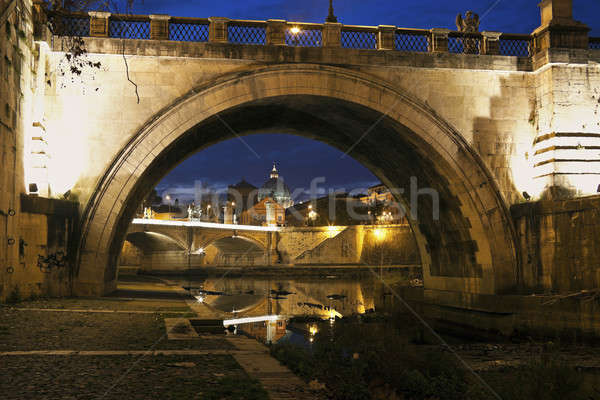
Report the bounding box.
[41,39,546,210]
[118,240,141,266]
[360,225,420,266]
[512,195,600,293]
[0,0,43,302]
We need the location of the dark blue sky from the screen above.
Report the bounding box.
[138,1,600,202]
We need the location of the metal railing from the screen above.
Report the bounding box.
[228,20,266,45]
[51,11,89,37]
[285,22,322,47]
[169,17,209,42]
[341,25,377,49]
[590,37,600,50]
[448,31,481,54]
[108,15,150,39]
[48,11,546,58]
[499,34,532,57]
[395,29,429,52]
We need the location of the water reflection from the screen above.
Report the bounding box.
[178,272,410,343]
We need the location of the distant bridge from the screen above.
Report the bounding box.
[121,220,419,271]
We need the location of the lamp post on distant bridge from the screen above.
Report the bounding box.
[326,0,337,23]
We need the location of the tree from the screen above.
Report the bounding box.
[39,0,139,100]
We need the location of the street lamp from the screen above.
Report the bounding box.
[290,26,300,46]
[326,0,337,23]
[165,194,171,215]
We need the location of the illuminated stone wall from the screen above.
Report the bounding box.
[0,0,43,301]
[513,195,600,293]
[360,226,420,267]
[39,44,541,208]
[118,240,142,266]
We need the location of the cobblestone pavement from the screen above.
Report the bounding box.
[0,353,260,400]
[0,279,325,399]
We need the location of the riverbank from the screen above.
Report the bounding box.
[271,314,600,400]
[0,279,324,400]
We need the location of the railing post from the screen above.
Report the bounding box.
[532,0,589,53]
[429,28,450,52]
[322,22,341,47]
[266,19,287,46]
[377,25,396,50]
[208,17,230,43]
[89,11,111,37]
[481,31,502,55]
[32,0,50,41]
[149,14,170,40]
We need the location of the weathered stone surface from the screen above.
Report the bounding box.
[512,196,600,293]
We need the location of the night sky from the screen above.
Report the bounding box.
[126,1,600,202]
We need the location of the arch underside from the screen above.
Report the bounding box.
[78,64,518,296]
[204,237,266,266]
[124,231,186,252]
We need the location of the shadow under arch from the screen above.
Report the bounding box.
[77,63,519,297]
[203,236,267,267]
[194,232,268,254]
[124,231,187,253]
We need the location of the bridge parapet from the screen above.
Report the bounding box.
[47,10,548,57]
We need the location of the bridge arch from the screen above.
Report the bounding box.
[77,63,518,296]
[202,236,268,267]
[195,234,268,254]
[124,231,187,252]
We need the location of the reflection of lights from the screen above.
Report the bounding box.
[194,247,205,255]
[309,337,314,342]
[309,325,318,335]
[194,295,204,303]
[327,309,343,321]
[223,315,282,327]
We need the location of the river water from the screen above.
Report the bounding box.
[166,270,417,343]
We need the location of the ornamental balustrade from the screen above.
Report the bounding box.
[48,11,600,57]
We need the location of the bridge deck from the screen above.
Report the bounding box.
[131,218,281,232]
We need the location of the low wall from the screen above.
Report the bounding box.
[283,225,420,266]
[1,196,78,301]
[512,196,600,293]
[398,288,600,342]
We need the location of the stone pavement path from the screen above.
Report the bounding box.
[2,293,324,399]
[225,335,320,400]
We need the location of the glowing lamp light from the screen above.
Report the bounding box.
[374,229,386,241]
[290,26,301,35]
[194,295,204,303]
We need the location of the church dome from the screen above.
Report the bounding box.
[258,163,293,208]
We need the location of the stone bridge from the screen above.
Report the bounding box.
[3,0,600,308]
[121,220,418,272]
